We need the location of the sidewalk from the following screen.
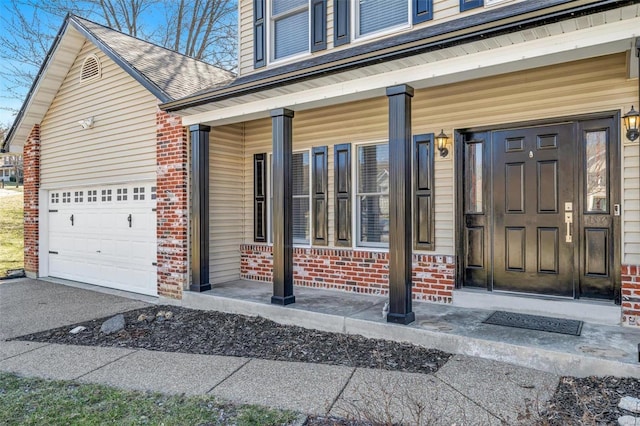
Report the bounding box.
[0,278,633,424]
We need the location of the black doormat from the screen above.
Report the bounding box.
[483,310,583,336]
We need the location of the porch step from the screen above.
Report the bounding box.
[452,289,620,326]
[169,280,640,379]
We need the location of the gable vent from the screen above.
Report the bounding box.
[80,54,101,83]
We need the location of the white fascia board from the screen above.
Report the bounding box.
[182,17,640,127]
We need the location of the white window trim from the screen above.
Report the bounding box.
[352,0,412,41]
[268,0,312,64]
[353,140,390,249]
[266,149,313,247]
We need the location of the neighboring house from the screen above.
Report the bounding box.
[3,2,640,329]
[0,154,22,182]
[159,0,640,327]
[1,15,233,296]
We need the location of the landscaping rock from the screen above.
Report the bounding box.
[69,326,87,335]
[620,396,640,414]
[100,314,125,335]
[618,415,639,426]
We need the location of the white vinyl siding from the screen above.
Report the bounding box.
[40,41,158,188]
[210,124,245,284]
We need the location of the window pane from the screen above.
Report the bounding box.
[357,144,389,246]
[292,152,309,196]
[293,196,310,243]
[273,0,307,15]
[585,130,607,213]
[359,0,408,36]
[274,10,309,59]
[465,142,483,213]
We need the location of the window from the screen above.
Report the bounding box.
[101,189,112,202]
[87,190,97,202]
[62,192,71,203]
[271,0,309,60]
[51,193,59,204]
[74,191,84,203]
[117,188,128,201]
[356,0,409,38]
[460,0,483,12]
[357,143,389,246]
[151,186,157,200]
[133,187,145,201]
[267,151,311,244]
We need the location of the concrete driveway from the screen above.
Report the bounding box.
[0,278,151,340]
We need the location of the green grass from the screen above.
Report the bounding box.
[0,192,24,274]
[0,372,299,425]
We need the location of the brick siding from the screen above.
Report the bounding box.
[622,265,640,327]
[156,110,188,299]
[23,125,40,276]
[241,244,454,303]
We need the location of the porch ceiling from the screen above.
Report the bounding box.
[179,3,640,127]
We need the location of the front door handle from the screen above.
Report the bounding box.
[565,212,572,243]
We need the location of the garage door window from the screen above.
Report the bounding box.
[87,190,97,202]
[51,193,59,204]
[151,186,157,200]
[62,192,71,203]
[74,191,84,203]
[133,187,145,200]
[117,188,128,201]
[101,189,112,202]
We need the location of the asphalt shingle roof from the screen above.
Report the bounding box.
[73,16,235,101]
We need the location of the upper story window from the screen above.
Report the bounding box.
[271,0,309,61]
[356,0,409,38]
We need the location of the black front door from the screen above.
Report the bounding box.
[459,116,619,300]
[492,125,575,296]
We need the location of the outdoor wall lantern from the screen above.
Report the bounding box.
[436,129,450,158]
[624,105,639,142]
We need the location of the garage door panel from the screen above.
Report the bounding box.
[47,183,157,296]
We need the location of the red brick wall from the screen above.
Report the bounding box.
[241,244,454,303]
[23,125,40,276]
[156,110,188,299]
[622,265,640,327]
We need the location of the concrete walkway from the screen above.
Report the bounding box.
[0,278,634,424]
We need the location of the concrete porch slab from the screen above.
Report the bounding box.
[175,279,640,378]
[79,350,250,395]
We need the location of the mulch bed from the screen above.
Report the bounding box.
[11,305,640,425]
[12,305,451,374]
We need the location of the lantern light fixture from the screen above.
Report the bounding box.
[435,129,450,158]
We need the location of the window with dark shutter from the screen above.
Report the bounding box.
[413,0,433,24]
[414,134,435,250]
[254,0,266,68]
[334,143,351,246]
[460,0,483,12]
[312,146,328,245]
[333,0,350,47]
[254,153,267,242]
[311,0,327,52]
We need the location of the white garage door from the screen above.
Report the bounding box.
[48,183,157,296]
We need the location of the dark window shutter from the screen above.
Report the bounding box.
[254,153,267,242]
[312,146,328,245]
[413,0,433,24]
[333,0,350,47]
[414,134,435,250]
[311,0,327,52]
[334,143,351,246]
[254,0,266,68]
[460,0,483,12]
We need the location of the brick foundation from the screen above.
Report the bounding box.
[622,265,640,327]
[23,125,40,276]
[241,244,454,303]
[156,110,188,299]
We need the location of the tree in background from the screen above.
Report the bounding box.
[0,0,237,115]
